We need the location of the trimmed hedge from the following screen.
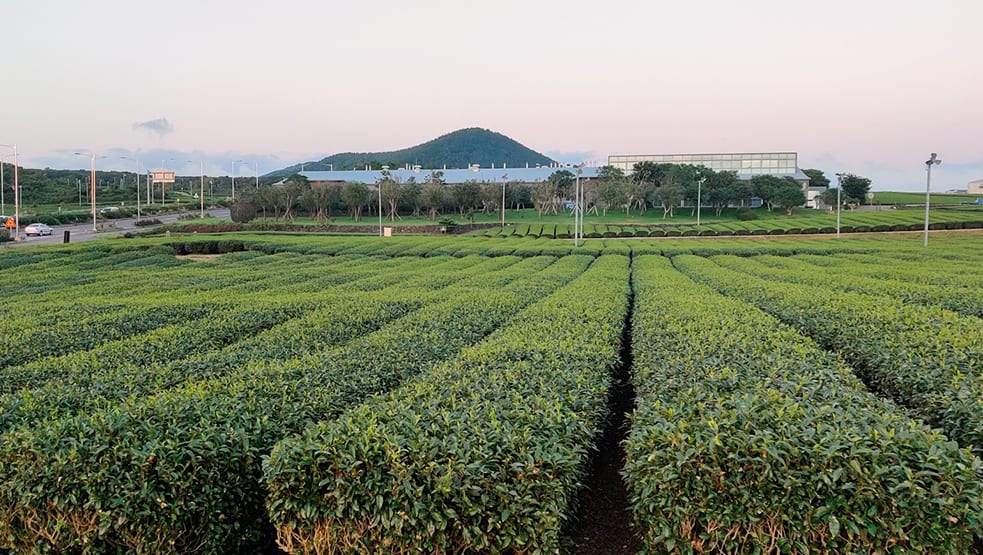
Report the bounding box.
[265,255,630,554]
[0,256,589,553]
[626,256,983,553]
[675,255,983,460]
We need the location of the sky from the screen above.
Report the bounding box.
[3,0,981,191]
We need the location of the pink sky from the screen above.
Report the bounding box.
[3,0,981,191]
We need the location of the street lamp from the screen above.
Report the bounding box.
[574,166,583,247]
[835,173,845,238]
[0,153,6,217]
[232,159,249,202]
[501,173,507,228]
[74,151,103,232]
[696,177,705,227]
[179,159,206,218]
[121,156,141,220]
[0,144,19,241]
[924,153,941,246]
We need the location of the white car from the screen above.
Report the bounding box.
[23,223,53,236]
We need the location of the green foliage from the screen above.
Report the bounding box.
[0,255,585,553]
[265,256,629,554]
[675,254,983,459]
[841,174,873,204]
[626,256,983,553]
[271,128,555,176]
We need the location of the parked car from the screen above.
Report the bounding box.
[23,223,53,236]
[99,206,120,213]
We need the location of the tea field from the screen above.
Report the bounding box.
[0,232,981,554]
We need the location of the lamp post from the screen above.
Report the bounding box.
[121,156,141,220]
[181,159,206,217]
[924,153,941,247]
[74,151,102,232]
[200,160,205,218]
[501,173,507,228]
[835,172,845,238]
[378,181,383,237]
[574,166,583,247]
[232,160,249,202]
[0,153,6,217]
[0,144,18,241]
[696,177,704,227]
[254,162,259,190]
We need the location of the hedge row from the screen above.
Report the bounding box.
[793,252,983,290]
[0,255,587,554]
[625,255,982,553]
[711,254,983,318]
[265,255,630,554]
[675,255,983,458]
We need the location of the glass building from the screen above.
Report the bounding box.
[608,152,824,208]
[608,152,804,178]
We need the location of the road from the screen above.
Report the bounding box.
[1,209,230,248]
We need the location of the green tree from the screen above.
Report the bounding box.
[842,174,872,204]
[655,181,684,218]
[803,169,830,189]
[421,171,446,221]
[301,184,337,224]
[376,169,402,221]
[772,178,807,215]
[597,165,625,181]
[706,171,741,216]
[750,174,786,211]
[343,182,370,221]
[452,180,482,217]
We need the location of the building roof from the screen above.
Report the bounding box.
[301,166,599,185]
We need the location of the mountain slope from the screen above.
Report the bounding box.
[268,128,556,177]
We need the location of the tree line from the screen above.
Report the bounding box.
[229,163,871,224]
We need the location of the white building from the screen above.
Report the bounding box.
[968,179,983,195]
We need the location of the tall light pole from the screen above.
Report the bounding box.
[378,181,383,237]
[200,160,205,218]
[121,156,141,220]
[501,173,507,228]
[0,144,19,241]
[835,172,845,238]
[574,166,583,247]
[0,153,6,217]
[924,153,941,247]
[254,161,259,190]
[232,160,248,202]
[74,151,101,232]
[696,177,704,227]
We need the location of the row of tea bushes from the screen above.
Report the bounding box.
[265,255,630,554]
[675,255,983,458]
[793,252,983,290]
[624,256,982,553]
[0,257,518,430]
[0,255,587,554]
[712,254,983,317]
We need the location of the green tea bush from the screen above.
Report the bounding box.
[265,256,629,554]
[626,256,983,554]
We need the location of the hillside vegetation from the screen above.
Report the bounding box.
[269,128,556,176]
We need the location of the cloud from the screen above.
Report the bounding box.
[132,118,175,137]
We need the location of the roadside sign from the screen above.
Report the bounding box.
[152,170,176,184]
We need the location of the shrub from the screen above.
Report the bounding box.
[735,208,758,220]
[627,256,983,554]
[231,202,258,224]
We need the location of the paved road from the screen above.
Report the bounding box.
[2,209,230,248]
